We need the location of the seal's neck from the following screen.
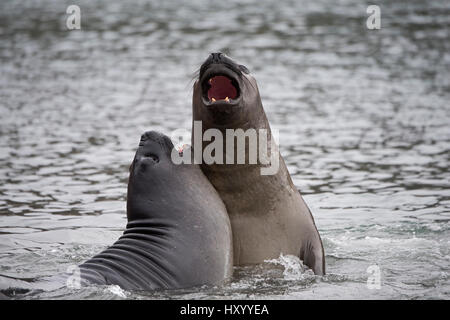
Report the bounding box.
[79,218,179,290]
[123,218,175,236]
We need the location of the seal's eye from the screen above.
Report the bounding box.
[239,65,250,74]
[144,153,159,163]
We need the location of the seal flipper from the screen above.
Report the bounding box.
[299,236,325,275]
[299,201,326,275]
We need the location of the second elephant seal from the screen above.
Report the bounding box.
[192,53,325,275]
[78,131,233,290]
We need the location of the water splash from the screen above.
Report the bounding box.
[265,254,315,280]
[105,285,127,298]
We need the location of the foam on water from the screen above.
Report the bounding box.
[265,254,315,281]
[106,285,128,299]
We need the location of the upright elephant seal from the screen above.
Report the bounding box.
[78,131,233,290]
[192,53,325,275]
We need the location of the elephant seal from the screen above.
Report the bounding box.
[78,131,233,290]
[192,53,325,275]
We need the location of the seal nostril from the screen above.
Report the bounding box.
[211,52,222,63]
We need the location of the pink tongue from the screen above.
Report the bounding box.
[207,76,237,100]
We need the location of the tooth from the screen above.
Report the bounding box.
[225,97,229,102]
[211,98,216,102]
[209,79,212,84]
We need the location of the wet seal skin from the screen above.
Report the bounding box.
[192,53,325,275]
[78,131,233,290]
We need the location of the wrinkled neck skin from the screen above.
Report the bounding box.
[79,217,182,290]
[79,162,188,290]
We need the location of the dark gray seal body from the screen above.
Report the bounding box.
[79,131,233,290]
[192,53,325,275]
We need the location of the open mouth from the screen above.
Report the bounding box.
[202,74,240,104]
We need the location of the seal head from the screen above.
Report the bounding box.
[194,52,264,128]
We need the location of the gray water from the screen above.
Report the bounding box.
[0,0,449,299]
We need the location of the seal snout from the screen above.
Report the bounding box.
[134,131,176,169]
[134,131,168,168]
[139,131,162,144]
[210,52,223,64]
